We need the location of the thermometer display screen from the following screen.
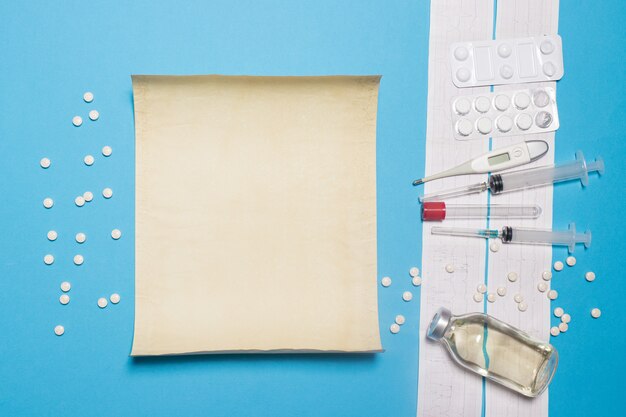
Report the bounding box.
[488,152,511,166]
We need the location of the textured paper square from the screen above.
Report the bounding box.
[131,75,382,355]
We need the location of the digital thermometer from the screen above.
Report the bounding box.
[412,140,549,186]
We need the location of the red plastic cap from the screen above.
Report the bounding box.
[422,202,446,221]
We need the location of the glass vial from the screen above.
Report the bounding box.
[427,307,558,397]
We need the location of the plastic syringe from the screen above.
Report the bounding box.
[420,151,604,202]
[431,222,591,253]
[422,202,542,221]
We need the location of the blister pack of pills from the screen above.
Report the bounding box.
[451,87,559,140]
[450,35,563,87]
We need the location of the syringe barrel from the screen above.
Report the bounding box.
[505,222,591,253]
[422,202,542,221]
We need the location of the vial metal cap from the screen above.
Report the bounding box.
[427,307,452,341]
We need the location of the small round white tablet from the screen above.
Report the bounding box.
[558,322,568,332]
[473,293,483,303]
[489,241,500,252]
[83,92,94,102]
[554,307,564,318]
[550,326,560,337]
[390,323,400,334]
[61,281,71,292]
[111,229,122,240]
[454,98,471,115]
[89,110,99,121]
[516,113,533,130]
[59,294,70,305]
[110,293,121,304]
[553,261,564,271]
[499,64,514,79]
[454,46,469,61]
[537,282,548,292]
[47,230,58,241]
[542,270,552,281]
[518,302,528,312]
[487,293,496,303]
[540,40,554,55]
[543,62,556,77]
[514,92,531,109]
[84,155,94,166]
[402,291,413,302]
[456,67,471,82]
[72,116,83,127]
[102,187,113,199]
[585,271,596,282]
[412,276,422,287]
[43,197,54,209]
[497,43,512,58]
[97,297,108,308]
[73,254,84,265]
[497,287,506,297]
[54,325,65,336]
[548,289,558,300]
[395,314,405,325]
[561,313,571,324]
[494,94,510,111]
[83,191,93,202]
[409,267,419,277]
[75,196,85,207]
[477,284,487,294]
[445,264,454,273]
[381,276,392,287]
[44,254,54,265]
[591,308,601,318]
[456,119,473,136]
[566,256,576,267]
[496,115,513,133]
[102,146,112,157]
[40,157,51,169]
[75,232,86,243]
[513,294,523,303]
[474,96,491,113]
[507,272,518,282]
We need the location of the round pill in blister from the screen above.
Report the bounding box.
[535,111,553,129]
[456,119,473,137]
[102,188,113,198]
[532,90,550,108]
[454,98,471,115]
[98,297,108,309]
[412,276,422,286]
[474,96,491,113]
[102,146,112,157]
[550,326,560,337]
[59,294,70,305]
[518,302,528,312]
[507,272,518,282]
[566,256,576,266]
[75,232,86,243]
[473,293,483,303]
[497,43,512,58]
[542,270,552,281]
[585,271,596,282]
[477,284,487,294]
[494,94,510,111]
[591,308,601,318]
[75,196,85,207]
[537,282,548,292]
[496,115,513,133]
[454,46,469,61]
[540,40,554,55]
[44,254,54,265]
[500,65,514,79]
[395,315,405,325]
[390,323,400,334]
[72,116,83,127]
[381,276,391,287]
[548,289,558,300]
[516,113,533,131]
[89,110,99,121]
[54,325,65,336]
[111,229,122,240]
[476,118,492,135]
[561,313,571,324]
[83,191,93,202]
[409,267,419,277]
[83,92,94,102]
[84,155,94,166]
[402,291,413,302]
[47,230,58,241]
[514,93,531,109]
[456,68,471,83]
[61,281,71,292]
[558,322,568,332]
[513,294,523,303]
[487,293,496,303]
[110,293,121,304]
[43,198,54,209]
[543,62,557,77]
[40,157,51,169]
[74,254,84,265]
[553,261,564,271]
[497,287,506,296]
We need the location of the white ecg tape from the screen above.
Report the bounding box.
[450,35,564,87]
[451,87,559,140]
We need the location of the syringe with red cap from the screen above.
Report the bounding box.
[422,202,542,222]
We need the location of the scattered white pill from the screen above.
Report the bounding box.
[409,267,419,277]
[47,230,58,241]
[381,276,392,287]
[102,187,113,198]
[518,302,528,312]
[558,322,568,332]
[497,287,506,297]
[61,281,71,292]
[75,196,85,207]
[89,110,99,121]
[83,191,93,202]
[473,293,484,303]
[102,146,112,157]
[487,293,496,303]
[72,116,83,127]
[507,272,518,282]
[390,323,400,334]
[513,294,523,303]
[402,291,413,302]
[477,284,487,294]
[40,157,51,169]
[550,326,560,337]
[84,155,95,166]
[542,270,552,281]
[445,264,454,273]
[44,254,54,265]
[73,254,84,265]
[83,92,94,102]
[548,289,558,300]
[97,297,108,308]
[412,276,422,287]
[566,256,576,267]
[395,315,405,325]
[553,261,564,271]
[489,242,500,252]
[591,308,601,318]
[110,293,121,304]
[59,294,70,305]
[75,232,86,243]
[554,307,564,318]
[585,271,596,282]
[43,197,54,209]
[561,313,571,324]
[537,282,548,292]
[54,325,65,336]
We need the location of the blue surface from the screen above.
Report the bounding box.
[0,1,624,416]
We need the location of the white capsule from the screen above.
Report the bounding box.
[554,307,564,318]
[445,264,454,273]
[47,230,58,241]
[591,308,601,318]
[518,302,528,312]
[73,254,84,265]
[110,293,121,304]
[507,272,518,282]
[548,289,558,300]
[402,291,413,302]
[59,294,70,305]
[83,92,94,102]
[381,276,392,287]
[487,293,496,303]
[97,297,108,308]
[566,256,576,267]
[585,271,596,282]
[75,232,86,243]
[550,326,560,337]
[61,281,71,292]
[477,284,487,294]
[395,315,405,325]
[83,191,93,202]
[537,282,548,292]
[409,267,419,277]
[496,287,506,297]
[102,146,112,157]
[542,270,552,281]
[489,241,500,252]
[43,197,54,209]
[561,313,571,324]
[558,322,568,332]
[412,276,422,287]
[102,187,113,198]
[390,323,400,334]
[84,155,94,166]
[513,294,523,303]
[54,325,65,336]
[89,110,99,121]
[44,254,54,265]
[473,293,483,303]
[72,116,83,127]
[553,261,564,271]
[40,157,51,169]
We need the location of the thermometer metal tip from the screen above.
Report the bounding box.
[413,178,425,186]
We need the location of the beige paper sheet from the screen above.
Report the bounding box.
[131,75,382,356]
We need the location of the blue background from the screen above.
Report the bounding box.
[0,1,624,416]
